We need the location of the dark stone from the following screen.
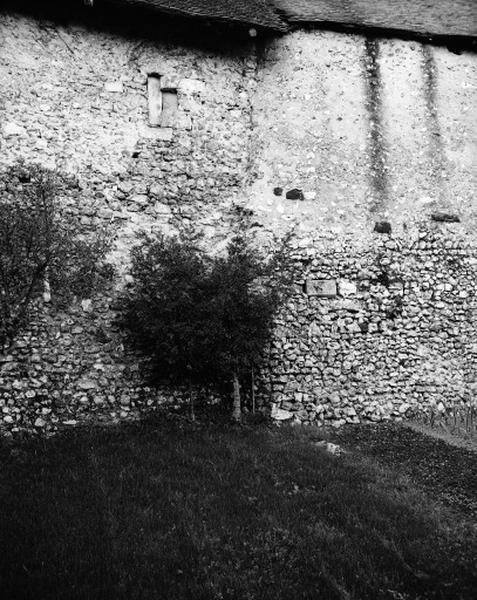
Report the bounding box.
[374,221,392,234]
[286,188,304,201]
[431,212,460,223]
[273,187,283,196]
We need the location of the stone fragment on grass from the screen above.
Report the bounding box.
[315,441,345,456]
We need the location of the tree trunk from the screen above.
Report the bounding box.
[232,372,241,422]
[251,367,256,414]
[189,385,196,422]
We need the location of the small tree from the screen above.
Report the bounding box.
[0,162,112,353]
[121,231,293,421]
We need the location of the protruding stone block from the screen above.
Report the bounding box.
[286,188,304,200]
[306,279,337,297]
[374,221,392,234]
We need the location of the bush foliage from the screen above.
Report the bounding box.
[120,232,293,418]
[0,162,112,352]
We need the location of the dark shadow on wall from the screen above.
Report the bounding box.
[363,37,388,213]
[421,45,446,204]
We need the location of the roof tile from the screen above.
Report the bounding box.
[107,0,287,31]
[275,0,477,38]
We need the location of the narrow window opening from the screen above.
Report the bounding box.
[147,74,162,127]
[148,74,178,128]
[160,89,178,127]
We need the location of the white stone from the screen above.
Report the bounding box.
[34,417,46,428]
[81,299,93,313]
[304,191,317,201]
[3,122,26,136]
[339,280,357,297]
[270,406,293,421]
[142,126,173,141]
[180,78,206,94]
[104,81,123,93]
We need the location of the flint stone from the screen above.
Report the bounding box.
[78,379,97,391]
[81,299,93,313]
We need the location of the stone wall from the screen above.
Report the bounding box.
[248,30,476,423]
[0,8,256,433]
[0,10,476,434]
[257,227,476,425]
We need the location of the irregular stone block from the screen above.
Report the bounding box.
[78,379,97,391]
[306,278,337,297]
[286,188,304,200]
[374,221,392,234]
[3,122,26,136]
[270,406,293,421]
[339,279,357,297]
[161,75,180,90]
[431,212,460,223]
[342,300,361,313]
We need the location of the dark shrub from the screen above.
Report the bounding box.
[120,231,293,420]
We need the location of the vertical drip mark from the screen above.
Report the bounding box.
[421,45,445,201]
[363,38,387,212]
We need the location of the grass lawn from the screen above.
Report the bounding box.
[0,417,476,600]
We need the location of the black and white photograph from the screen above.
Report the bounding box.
[0,1,476,598]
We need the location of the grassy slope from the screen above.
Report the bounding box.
[0,420,476,600]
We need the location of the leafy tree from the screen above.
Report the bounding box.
[0,162,112,353]
[120,231,293,421]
